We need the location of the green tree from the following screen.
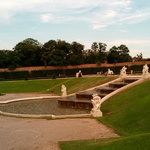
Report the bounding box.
[97,42,107,63]
[14,38,42,66]
[91,42,98,53]
[42,40,70,66]
[83,49,97,64]
[107,45,132,63]
[133,53,143,61]
[118,44,132,62]
[90,42,107,63]
[0,50,7,68]
[107,46,120,63]
[6,51,21,70]
[66,41,84,65]
[41,52,51,67]
[98,42,107,52]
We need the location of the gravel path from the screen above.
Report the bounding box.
[0,116,119,150]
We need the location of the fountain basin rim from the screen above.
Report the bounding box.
[0,110,92,119]
[0,96,62,104]
[0,96,92,119]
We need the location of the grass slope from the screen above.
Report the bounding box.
[0,76,115,95]
[60,133,150,150]
[59,80,150,150]
[99,79,150,136]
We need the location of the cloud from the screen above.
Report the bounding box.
[0,0,150,29]
[41,13,54,23]
[106,39,150,45]
[92,24,107,30]
[119,30,127,33]
[118,9,150,24]
[89,1,150,29]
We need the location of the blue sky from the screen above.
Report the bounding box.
[0,0,150,58]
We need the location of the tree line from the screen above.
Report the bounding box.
[0,38,144,70]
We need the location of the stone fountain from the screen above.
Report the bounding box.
[58,66,140,111]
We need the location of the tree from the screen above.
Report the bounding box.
[107,45,132,63]
[42,40,70,66]
[41,52,51,67]
[118,44,129,55]
[98,42,107,52]
[118,44,132,62]
[14,38,42,66]
[97,42,107,63]
[48,49,67,66]
[90,42,107,63]
[91,42,98,53]
[6,51,21,70]
[66,41,84,65]
[0,50,7,68]
[107,46,119,63]
[83,49,98,64]
[133,53,143,61]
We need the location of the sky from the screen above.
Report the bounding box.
[0,0,150,58]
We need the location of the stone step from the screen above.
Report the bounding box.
[76,93,106,100]
[109,82,128,88]
[58,99,92,109]
[96,87,118,94]
[58,78,140,110]
[123,78,138,83]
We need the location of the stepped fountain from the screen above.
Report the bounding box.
[58,77,139,110]
[58,65,150,116]
[0,64,149,118]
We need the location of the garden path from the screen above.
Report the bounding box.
[0,116,119,150]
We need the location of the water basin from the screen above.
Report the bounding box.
[0,99,90,115]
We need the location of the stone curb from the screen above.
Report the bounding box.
[51,114,92,119]
[0,111,53,118]
[0,96,61,104]
[0,110,92,119]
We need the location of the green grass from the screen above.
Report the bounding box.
[0,76,116,95]
[59,133,150,150]
[99,80,150,136]
[59,80,150,150]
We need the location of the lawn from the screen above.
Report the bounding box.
[0,76,116,95]
[59,79,150,150]
[60,133,150,150]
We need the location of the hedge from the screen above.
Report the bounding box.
[0,64,147,80]
[0,71,29,80]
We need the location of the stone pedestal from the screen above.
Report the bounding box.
[141,72,150,79]
[119,74,127,79]
[91,110,102,117]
